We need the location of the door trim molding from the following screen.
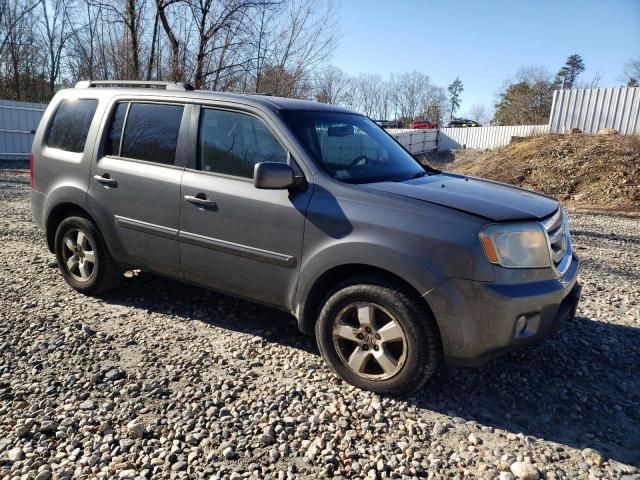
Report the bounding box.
[179,230,296,267]
[114,215,296,267]
[115,215,178,240]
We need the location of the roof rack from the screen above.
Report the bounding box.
[74,80,194,91]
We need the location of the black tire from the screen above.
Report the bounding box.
[315,276,441,396]
[54,216,121,295]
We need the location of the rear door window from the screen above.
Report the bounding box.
[46,99,98,153]
[107,102,184,165]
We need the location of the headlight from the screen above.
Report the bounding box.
[479,222,551,268]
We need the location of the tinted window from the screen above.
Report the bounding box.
[198,109,287,178]
[105,102,128,156]
[121,103,184,165]
[281,110,424,184]
[46,99,98,153]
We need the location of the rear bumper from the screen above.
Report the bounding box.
[424,254,580,366]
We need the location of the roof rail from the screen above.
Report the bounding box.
[74,80,194,91]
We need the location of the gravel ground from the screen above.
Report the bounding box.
[1,166,639,480]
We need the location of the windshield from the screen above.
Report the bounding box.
[280,110,426,184]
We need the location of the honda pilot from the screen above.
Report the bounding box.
[30,81,581,395]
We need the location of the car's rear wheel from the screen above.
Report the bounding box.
[54,216,121,295]
[316,276,441,396]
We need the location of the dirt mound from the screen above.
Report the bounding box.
[427,134,640,212]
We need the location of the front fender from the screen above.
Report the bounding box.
[292,184,495,335]
[296,241,446,311]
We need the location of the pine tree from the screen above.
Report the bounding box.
[447,77,463,121]
[555,54,585,89]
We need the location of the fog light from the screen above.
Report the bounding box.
[515,315,528,336]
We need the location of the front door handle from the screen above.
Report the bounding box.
[93,174,118,187]
[184,194,217,208]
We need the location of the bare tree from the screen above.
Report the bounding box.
[256,0,338,97]
[466,104,491,125]
[187,0,258,89]
[341,76,361,112]
[621,56,640,86]
[374,80,394,121]
[0,0,40,59]
[579,70,604,89]
[91,0,145,79]
[313,64,348,104]
[355,73,382,118]
[421,85,446,126]
[155,0,185,80]
[0,0,44,100]
[40,0,76,95]
[66,0,102,80]
[395,71,432,121]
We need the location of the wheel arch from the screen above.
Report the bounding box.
[297,263,440,337]
[45,202,97,253]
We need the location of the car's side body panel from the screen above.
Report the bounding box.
[179,171,312,309]
[85,96,192,277]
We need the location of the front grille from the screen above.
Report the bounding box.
[541,208,571,273]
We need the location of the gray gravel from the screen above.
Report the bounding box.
[1,166,639,479]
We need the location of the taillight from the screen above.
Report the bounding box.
[30,152,35,189]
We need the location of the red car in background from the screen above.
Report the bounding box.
[409,119,438,129]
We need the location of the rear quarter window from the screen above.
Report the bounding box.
[46,99,98,153]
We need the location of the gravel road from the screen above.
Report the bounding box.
[1,166,639,479]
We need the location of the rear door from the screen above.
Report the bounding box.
[88,99,190,276]
[179,105,312,309]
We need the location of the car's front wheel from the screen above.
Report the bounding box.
[316,276,441,396]
[54,216,121,295]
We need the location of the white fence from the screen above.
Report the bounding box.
[437,125,548,151]
[0,99,47,160]
[389,129,438,154]
[549,87,640,135]
[388,125,547,152]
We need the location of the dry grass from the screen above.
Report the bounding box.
[426,134,640,212]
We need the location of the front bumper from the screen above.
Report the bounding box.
[424,253,580,366]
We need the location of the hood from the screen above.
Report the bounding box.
[365,172,559,221]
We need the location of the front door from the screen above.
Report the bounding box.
[179,106,311,308]
[88,100,189,277]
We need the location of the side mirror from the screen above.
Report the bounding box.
[253,162,295,189]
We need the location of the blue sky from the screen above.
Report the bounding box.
[333,0,640,115]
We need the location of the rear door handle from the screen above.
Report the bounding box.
[93,174,118,187]
[184,194,217,208]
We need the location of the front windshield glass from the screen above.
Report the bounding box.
[280,110,425,184]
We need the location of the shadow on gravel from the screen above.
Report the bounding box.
[414,315,640,466]
[103,272,639,466]
[101,271,318,355]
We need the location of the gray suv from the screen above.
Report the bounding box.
[30,81,580,395]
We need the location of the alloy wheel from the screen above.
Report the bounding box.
[61,228,96,282]
[332,302,408,380]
